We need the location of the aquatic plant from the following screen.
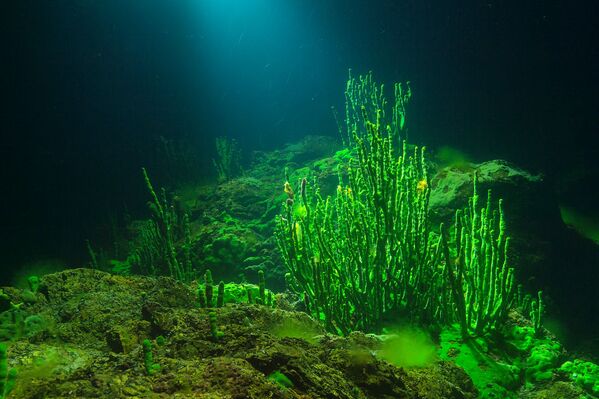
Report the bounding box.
[441,178,518,337]
[267,370,294,390]
[560,359,599,395]
[123,167,195,282]
[277,72,526,338]
[152,135,204,186]
[0,294,27,342]
[257,270,266,305]
[155,335,167,346]
[142,339,160,375]
[26,276,40,294]
[197,281,265,306]
[529,291,544,337]
[197,269,213,308]
[277,71,438,334]
[213,136,242,182]
[343,69,411,147]
[0,343,16,399]
[204,269,214,308]
[216,281,225,308]
[208,310,224,340]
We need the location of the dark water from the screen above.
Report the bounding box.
[2,0,598,353]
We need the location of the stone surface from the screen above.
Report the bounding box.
[4,269,479,399]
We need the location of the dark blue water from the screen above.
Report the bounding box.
[2,0,597,322]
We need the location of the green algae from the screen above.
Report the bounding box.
[377,327,437,368]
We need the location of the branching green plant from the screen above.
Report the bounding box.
[441,176,518,337]
[530,291,544,336]
[343,69,411,147]
[213,136,242,182]
[277,72,441,334]
[198,269,214,308]
[277,71,532,338]
[122,168,195,282]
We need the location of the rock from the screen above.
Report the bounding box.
[430,159,544,226]
[524,381,587,399]
[429,160,560,287]
[6,268,479,399]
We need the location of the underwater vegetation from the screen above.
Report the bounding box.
[0,71,597,398]
[277,71,526,338]
[213,136,243,183]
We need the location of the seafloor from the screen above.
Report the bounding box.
[2,136,597,398]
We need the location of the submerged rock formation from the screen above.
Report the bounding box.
[3,268,478,399]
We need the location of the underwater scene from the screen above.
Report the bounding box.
[2,1,598,398]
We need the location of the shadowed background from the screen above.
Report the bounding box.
[1,0,597,294]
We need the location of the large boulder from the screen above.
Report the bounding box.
[430,160,560,287]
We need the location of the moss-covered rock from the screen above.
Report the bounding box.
[4,268,481,399]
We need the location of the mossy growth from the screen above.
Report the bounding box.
[505,325,562,385]
[208,310,224,341]
[22,275,41,304]
[559,359,599,396]
[13,346,72,382]
[142,339,160,375]
[203,231,250,274]
[267,370,293,390]
[438,322,574,397]
[439,326,520,398]
[0,343,16,399]
[312,148,353,172]
[26,276,40,294]
[523,340,561,384]
[270,319,321,344]
[196,282,273,306]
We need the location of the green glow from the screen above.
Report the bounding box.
[267,370,293,389]
[439,327,519,398]
[435,146,474,169]
[377,328,436,367]
[559,205,599,244]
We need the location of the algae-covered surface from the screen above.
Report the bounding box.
[2,269,479,398]
[0,268,596,398]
